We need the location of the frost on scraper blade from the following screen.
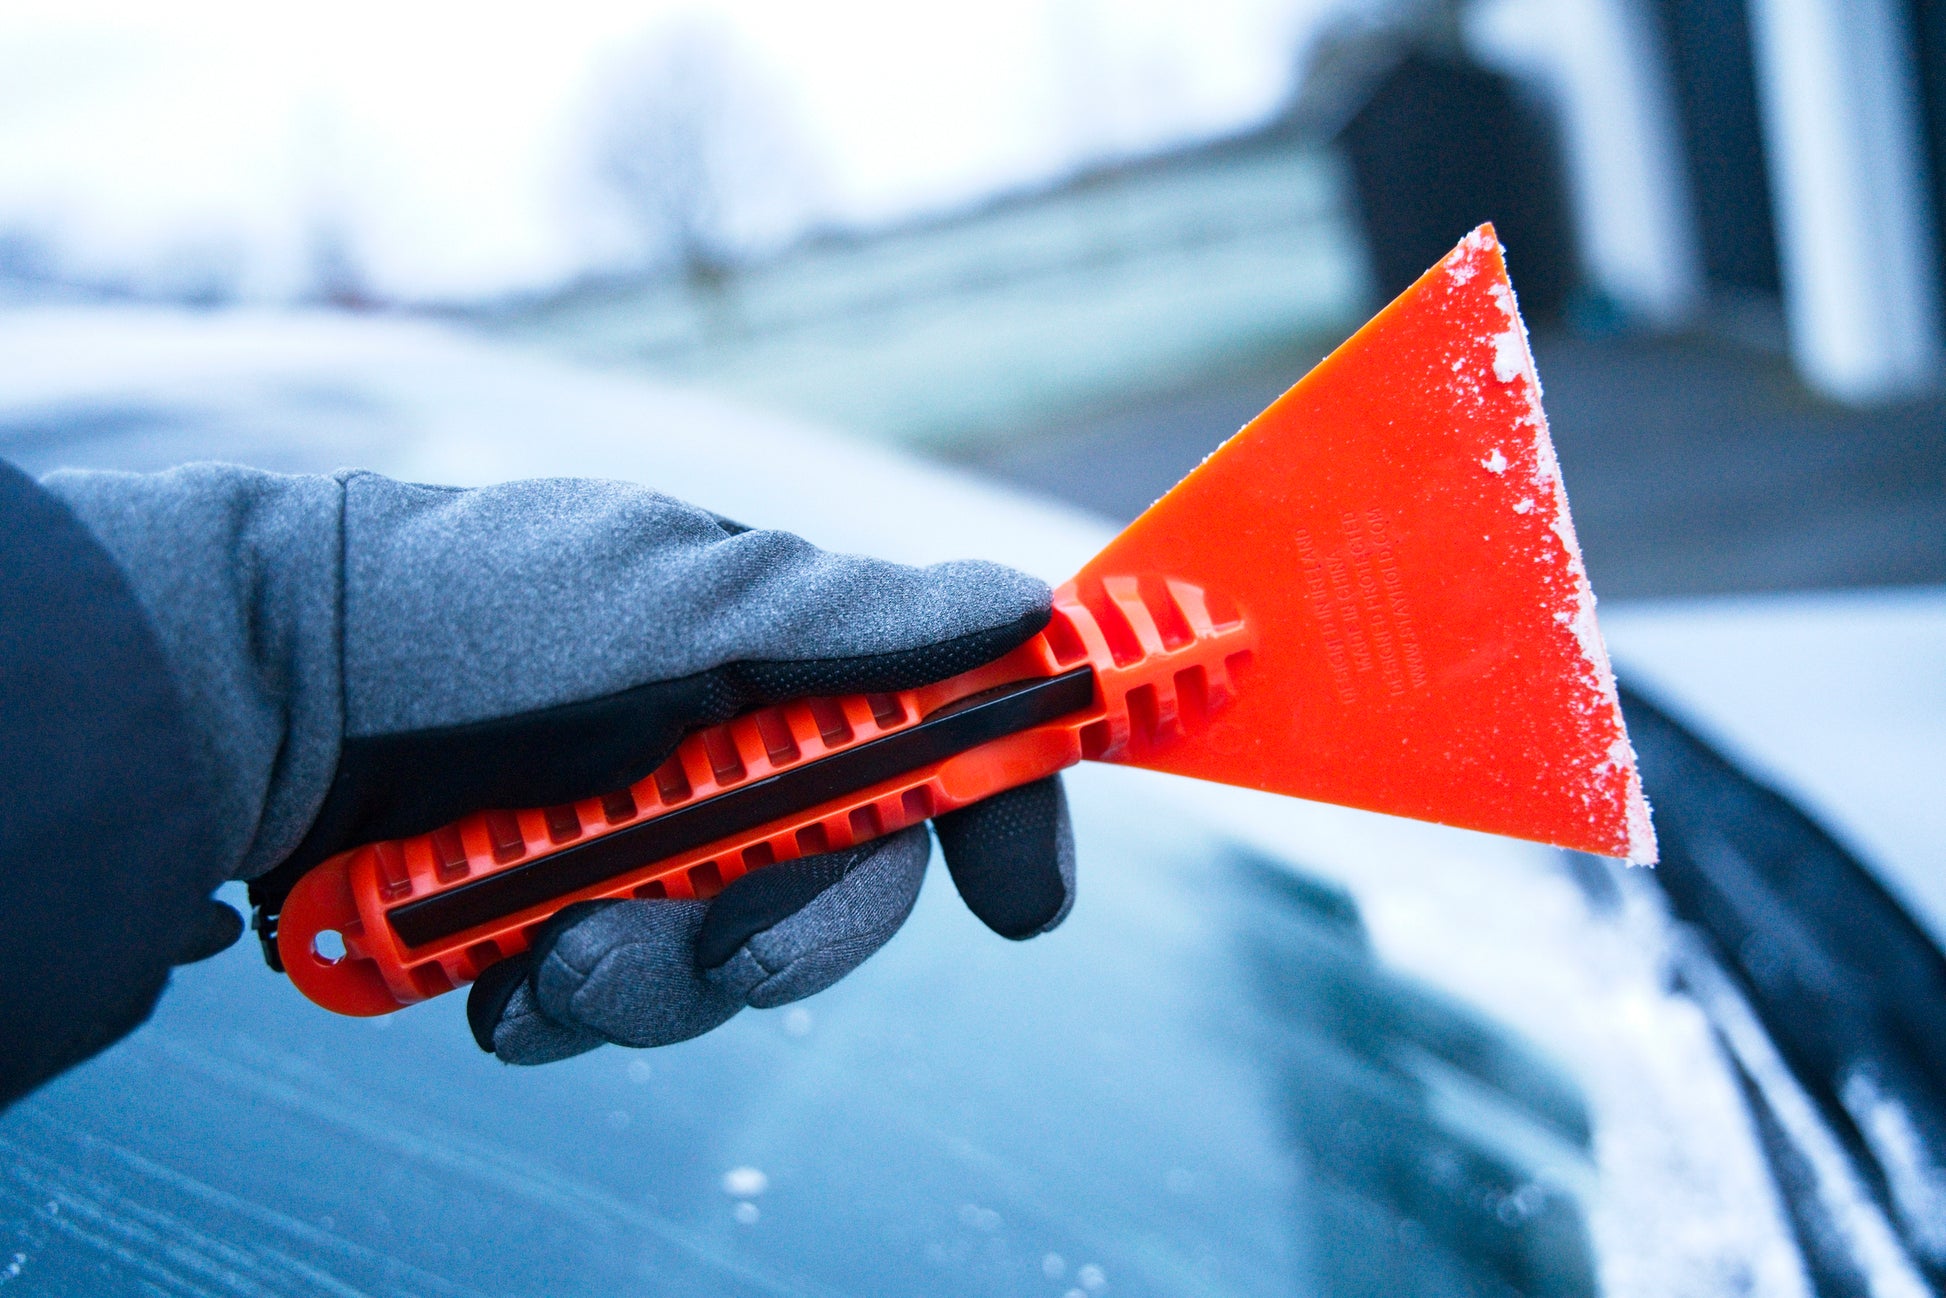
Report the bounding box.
[1077,222,1656,865]
[1445,226,1655,864]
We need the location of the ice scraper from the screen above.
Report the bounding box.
[276,224,1656,1016]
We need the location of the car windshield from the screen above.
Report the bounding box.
[8,320,1940,1296]
[1,340,1609,1297]
[4,766,1598,1298]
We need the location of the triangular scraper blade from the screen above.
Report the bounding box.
[1076,225,1655,862]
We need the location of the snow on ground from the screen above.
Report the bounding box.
[1,302,1888,1295]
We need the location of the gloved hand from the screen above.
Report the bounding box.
[473,777,1072,1063]
[42,466,1076,1067]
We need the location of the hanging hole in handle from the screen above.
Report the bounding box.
[312,929,347,965]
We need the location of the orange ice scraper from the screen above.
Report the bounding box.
[277,224,1656,1016]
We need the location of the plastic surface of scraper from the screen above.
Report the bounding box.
[276,222,1654,1017]
[1082,223,1656,865]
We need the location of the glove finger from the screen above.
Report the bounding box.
[467,953,606,1065]
[933,776,1075,939]
[530,898,742,1048]
[701,825,930,1009]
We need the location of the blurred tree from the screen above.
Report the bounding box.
[305,214,378,313]
[156,237,246,311]
[592,20,815,292]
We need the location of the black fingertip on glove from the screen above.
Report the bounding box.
[172,898,244,966]
[464,823,931,1063]
[466,898,642,1055]
[464,940,608,1065]
[933,777,1076,939]
[693,848,873,972]
[466,949,531,1053]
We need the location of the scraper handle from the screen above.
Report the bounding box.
[274,576,1256,1016]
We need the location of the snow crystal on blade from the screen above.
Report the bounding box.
[1492,328,1526,384]
[1444,226,1496,284]
[1482,448,1508,474]
[1486,283,1540,397]
[1484,257,1658,865]
[1625,774,1659,866]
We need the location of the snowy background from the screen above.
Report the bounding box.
[0,0,1350,303]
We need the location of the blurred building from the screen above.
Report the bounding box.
[477,0,1946,599]
[484,130,1371,455]
[1377,0,1946,404]
[496,0,1946,430]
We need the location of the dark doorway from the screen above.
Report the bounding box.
[1908,0,1946,336]
[1340,51,1577,320]
[1648,0,1783,297]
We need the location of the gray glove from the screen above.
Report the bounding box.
[477,778,1074,1064]
[45,465,1077,1065]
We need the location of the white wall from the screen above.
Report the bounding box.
[1746,0,1942,401]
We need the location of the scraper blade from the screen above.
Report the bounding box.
[1078,224,1656,863]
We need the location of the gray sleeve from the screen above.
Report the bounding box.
[40,466,347,881]
[42,467,1048,884]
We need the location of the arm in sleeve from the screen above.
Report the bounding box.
[24,461,1059,1085]
[0,461,235,1107]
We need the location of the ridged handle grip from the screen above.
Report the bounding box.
[277,577,1254,1015]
